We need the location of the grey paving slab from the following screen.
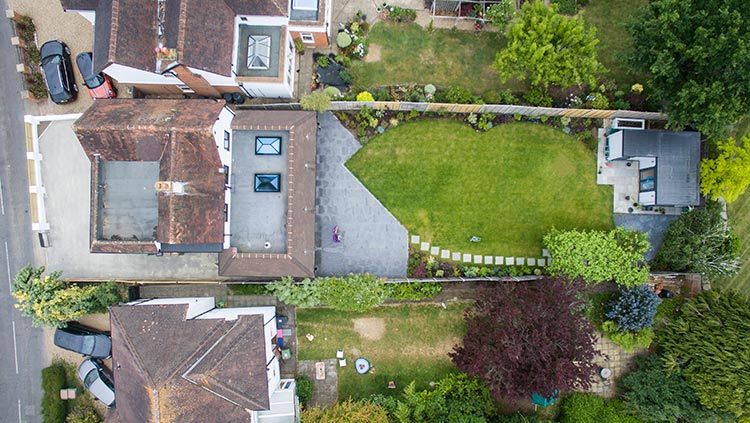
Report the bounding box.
[315,112,408,278]
[298,359,338,408]
[614,213,680,261]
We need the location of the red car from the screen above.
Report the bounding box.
[75,52,116,99]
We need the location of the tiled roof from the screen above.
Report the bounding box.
[74,99,227,250]
[106,304,269,423]
[219,111,318,278]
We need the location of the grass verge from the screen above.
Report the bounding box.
[297,303,468,400]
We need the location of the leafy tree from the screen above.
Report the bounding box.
[12,266,121,328]
[301,399,389,423]
[494,0,604,92]
[559,392,645,423]
[544,227,650,287]
[628,0,750,136]
[484,0,516,31]
[605,285,661,332]
[450,278,597,400]
[653,201,740,277]
[618,354,733,423]
[659,289,750,418]
[701,136,750,203]
[266,276,321,307]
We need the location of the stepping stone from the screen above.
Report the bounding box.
[430,246,440,255]
[547,258,552,266]
[538,258,545,267]
[505,257,514,265]
[411,235,420,244]
[495,256,503,265]
[542,248,550,257]
[484,256,493,265]
[462,253,472,263]
[474,255,482,264]
[441,250,450,259]
[527,258,535,266]
[420,242,430,251]
[452,252,461,261]
[515,257,524,265]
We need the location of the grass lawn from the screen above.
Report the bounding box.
[583,0,648,88]
[350,22,521,95]
[297,303,468,400]
[346,120,613,257]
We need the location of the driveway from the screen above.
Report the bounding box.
[315,112,408,278]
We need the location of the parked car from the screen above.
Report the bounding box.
[39,40,77,104]
[53,322,111,358]
[75,52,116,99]
[77,359,115,407]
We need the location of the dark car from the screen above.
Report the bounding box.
[53,322,112,358]
[39,40,77,104]
[75,52,116,99]
[77,359,115,407]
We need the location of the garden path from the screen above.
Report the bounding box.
[315,112,409,277]
[587,336,647,398]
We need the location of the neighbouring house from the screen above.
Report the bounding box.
[107,297,298,423]
[59,0,332,98]
[73,99,317,277]
[606,129,701,207]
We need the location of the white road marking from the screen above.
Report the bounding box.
[17,399,21,423]
[12,320,18,374]
[0,176,5,215]
[5,241,11,294]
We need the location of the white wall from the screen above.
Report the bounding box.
[607,130,624,160]
[212,106,236,248]
[103,63,179,85]
[258,379,298,422]
[129,297,215,319]
[631,156,656,168]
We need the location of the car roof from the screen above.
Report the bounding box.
[54,328,86,352]
[40,40,64,59]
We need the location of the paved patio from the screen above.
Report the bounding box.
[587,336,647,398]
[298,359,338,408]
[315,112,408,277]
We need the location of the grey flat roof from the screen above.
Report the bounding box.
[621,129,701,206]
[235,25,281,78]
[100,161,159,240]
[229,130,289,253]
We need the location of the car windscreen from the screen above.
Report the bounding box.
[77,54,104,88]
[81,336,95,355]
[84,369,98,388]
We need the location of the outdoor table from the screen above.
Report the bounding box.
[355,358,370,374]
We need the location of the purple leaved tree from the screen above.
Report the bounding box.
[450,278,598,400]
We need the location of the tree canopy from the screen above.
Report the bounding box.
[700,136,750,203]
[450,278,597,400]
[653,201,741,277]
[658,289,750,418]
[544,227,650,287]
[12,265,121,328]
[494,0,604,91]
[628,0,750,136]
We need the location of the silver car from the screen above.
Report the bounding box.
[77,359,115,407]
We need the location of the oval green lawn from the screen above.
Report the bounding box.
[346,120,614,257]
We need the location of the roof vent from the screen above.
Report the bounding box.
[264,241,271,249]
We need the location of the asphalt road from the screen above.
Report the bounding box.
[0,0,46,420]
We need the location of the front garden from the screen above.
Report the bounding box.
[346,119,613,257]
[297,303,468,400]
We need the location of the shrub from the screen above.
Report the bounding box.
[336,32,352,48]
[605,285,660,331]
[444,86,476,104]
[295,376,314,406]
[338,68,353,85]
[300,91,331,111]
[602,321,654,352]
[525,87,553,107]
[482,89,516,105]
[424,84,436,95]
[318,274,386,312]
[26,72,48,99]
[17,15,36,44]
[66,403,102,423]
[316,56,330,68]
[42,364,67,423]
[27,45,41,65]
[484,0,515,31]
[293,37,305,54]
[589,92,610,109]
[386,282,442,300]
[266,276,321,307]
[560,392,644,423]
[383,5,417,23]
[323,86,341,98]
[356,91,375,102]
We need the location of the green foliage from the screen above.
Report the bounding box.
[524,87,553,107]
[544,227,650,287]
[481,88,516,105]
[27,45,41,65]
[318,274,387,312]
[338,68,354,85]
[653,201,741,277]
[316,55,330,68]
[337,32,352,48]
[293,37,305,54]
[26,72,48,99]
[659,289,750,418]
[42,364,67,423]
[588,92,610,109]
[12,266,122,328]
[65,404,102,423]
[295,376,314,406]
[495,0,604,91]
[605,285,661,331]
[17,15,36,44]
[300,91,332,111]
[628,0,750,136]
[424,84,436,95]
[383,5,417,23]
[386,282,442,300]
[444,86,477,104]
[323,86,341,98]
[618,354,733,423]
[701,136,750,203]
[560,392,645,423]
[484,0,515,31]
[266,276,322,307]
[356,91,375,102]
[301,399,390,423]
[228,283,268,295]
[602,321,654,352]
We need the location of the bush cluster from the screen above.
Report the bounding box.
[605,285,661,332]
[559,392,644,423]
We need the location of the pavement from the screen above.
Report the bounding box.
[297,359,338,408]
[588,335,647,398]
[315,112,408,278]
